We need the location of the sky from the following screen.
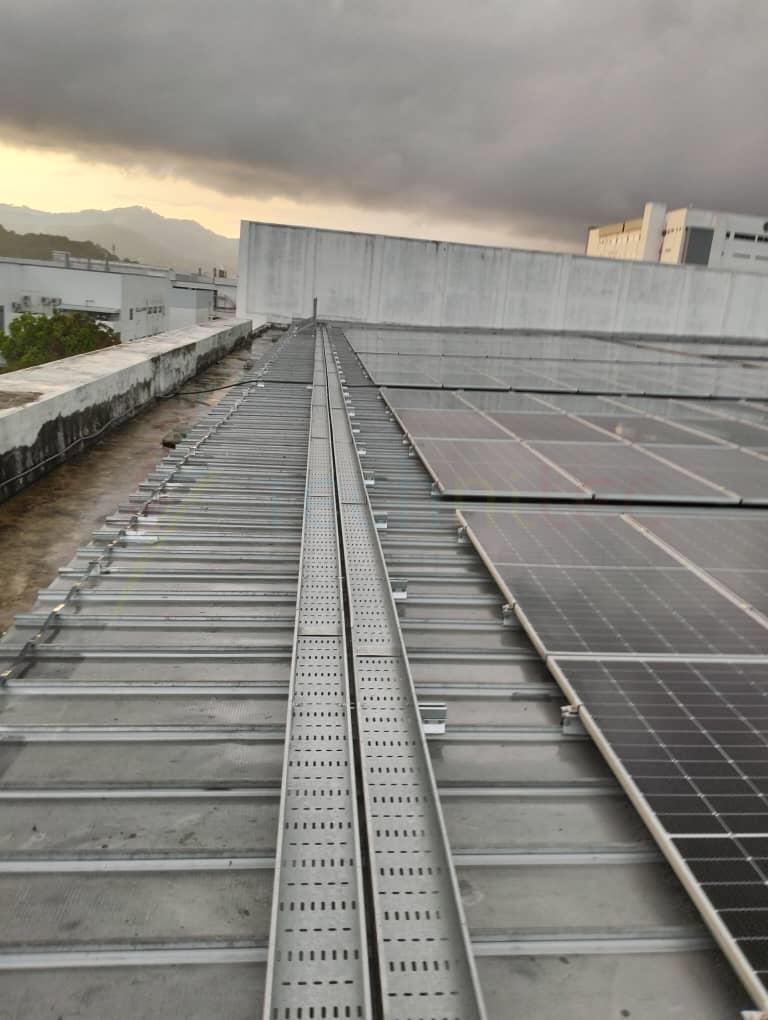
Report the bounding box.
[0,1,766,249]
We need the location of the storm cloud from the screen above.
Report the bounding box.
[0,0,765,245]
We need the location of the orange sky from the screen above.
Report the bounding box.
[0,141,565,250]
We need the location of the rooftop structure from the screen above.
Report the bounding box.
[0,255,230,343]
[239,219,768,340]
[2,303,768,1016]
[587,202,768,275]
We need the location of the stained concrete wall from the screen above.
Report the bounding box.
[0,318,252,501]
[238,220,768,339]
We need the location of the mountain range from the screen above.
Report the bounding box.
[0,205,239,276]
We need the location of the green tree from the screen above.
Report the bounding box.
[0,311,120,371]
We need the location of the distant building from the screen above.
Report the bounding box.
[586,202,768,274]
[0,255,226,342]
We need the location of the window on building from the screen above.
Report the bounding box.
[682,227,714,266]
[129,308,134,320]
[734,232,757,241]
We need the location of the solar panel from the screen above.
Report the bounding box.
[460,510,676,567]
[646,447,768,504]
[527,442,735,503]
[415,438,590,498]
[580,415,719,445]
[461,392,552,413]
[508,564,768,655]
[458,510,768,656]
[381,388,467,409]
[633,514,768,572]
[668,418,768,448]
[393,408,508,440]
[549,657,768,991]
[484,411,618,442]
[710,571,768,616]
[535,394,628,414]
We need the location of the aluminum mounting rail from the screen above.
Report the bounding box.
[263,331,372,1020]
[324,329,487,1020]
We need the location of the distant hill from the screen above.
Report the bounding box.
[0,205,239,276]
[0,224,114,262]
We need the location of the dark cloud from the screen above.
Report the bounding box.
[0,0,766,245]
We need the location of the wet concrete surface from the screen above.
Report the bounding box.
[0,336,274,637]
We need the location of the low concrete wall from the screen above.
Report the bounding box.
[238,220,768,340]
[0,318,252,501]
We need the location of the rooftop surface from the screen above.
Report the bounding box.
[1,321,768,1016]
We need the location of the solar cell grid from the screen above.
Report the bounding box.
[416,438,589,497]
[647,447,768,504]
[633,514,768,572]
[381,388,467,409]
[526,442,734,502]
[535,394,624,414]
[393,408,508,440]
[709,572,768,616]
[484,411,617,442]
[460,391,551,413]
[580,415,719,446]
[549,658,768,988]
[673,418,768,447]
[507,564,768,655]
[437,371,508,389]
[460,510,675,567]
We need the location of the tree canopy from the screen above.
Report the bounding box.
[0,311,120,371]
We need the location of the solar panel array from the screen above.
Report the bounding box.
[383,386,768,503]
[338,321,768,1007]
[348,327,768,397]
[458,506,768,1000]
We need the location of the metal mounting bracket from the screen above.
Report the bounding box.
[419,701,447,735]
[561,704,586,736]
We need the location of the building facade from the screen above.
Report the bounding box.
[587,202,768,274]
[0,256,222,342]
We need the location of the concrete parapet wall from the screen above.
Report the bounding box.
[0,318,252,501]
[238,220,768,339]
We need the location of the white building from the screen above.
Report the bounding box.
[586,202,768,273]
[0,255,221,342]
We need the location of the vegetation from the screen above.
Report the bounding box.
[0,311,120,371]
[0,224,115,262]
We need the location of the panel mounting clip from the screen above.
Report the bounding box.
[502,603,515,626]
[561,704,586,736]
[419,701,447,735]
[390,577,408,602]
[374,511,388,530]
[457,526,467,545]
